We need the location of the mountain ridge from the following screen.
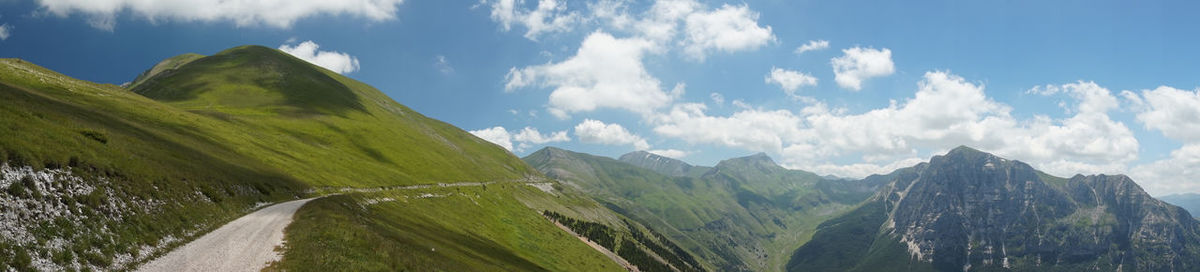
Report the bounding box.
[788,146,1200,272]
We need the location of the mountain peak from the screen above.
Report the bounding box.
[946,145,987,157]
[714,152,781,173]
[130,45,366,115]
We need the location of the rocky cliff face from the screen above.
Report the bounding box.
[791,146,1200,272]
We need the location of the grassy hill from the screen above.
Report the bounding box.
[0,46,604,271]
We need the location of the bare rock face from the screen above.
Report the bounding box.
[792,146,1200,272]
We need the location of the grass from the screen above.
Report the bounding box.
[0,58,306,270]
[125,45,537,187]
[269,184,626,271]
[0,45,540,270]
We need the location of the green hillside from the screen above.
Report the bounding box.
[525,147,885,271]
[127,45,536,187]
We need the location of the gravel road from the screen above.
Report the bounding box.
[136,198,315,272]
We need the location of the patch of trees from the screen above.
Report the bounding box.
[617,239,673,272]
[543,210,617,250]
[624,219,704,272]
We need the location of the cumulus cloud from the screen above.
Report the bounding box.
[650,71,1139,179]
[1132,86,1200,142]
[831,47,894,91]
[794,40,829,55]
[680,4,775,61]
[37,0,405,30]
[498,0,774,118]
[575,119,651,150]
[482,0,580,40]
[505,31,680,119]
[0,24,10,40]
[278,40,360,74]
[765,67,817,96]
[652,103,804,153]
[1131,144,1200,196]
[469,126,569,152]
[1118,86,1200,196]
[469,126,515,151]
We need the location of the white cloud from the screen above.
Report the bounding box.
[648,149,689,159]
[831,47,894,91]
[794,40,829,55]
[650,71,1139,180]
[575,119,651,150]
[1122,86,1200,196]
[278,41,360,74]
[469,126,569,152]
[652,103,804,153]
[680,4,774,61]
[37,0,405,30]
[513,127,570,144]
[434,55,454,75]
[0,24,10,40]
[631,0,701,43]
[469,126,515,151]
[1131,144,1200,196]
[505,31,678,119]
[497,0,774,118]
[1133,86,1200,142]
[482,0,580,40]
[709,92,725,105]
[765,67,817,96]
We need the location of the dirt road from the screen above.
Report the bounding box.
[136,198,314,272]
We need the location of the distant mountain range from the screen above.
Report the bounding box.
[529,146,1200,272]
[525,147,885,271]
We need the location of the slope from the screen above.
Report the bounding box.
[128,45,536,187]
[0,45,576,271]
[0,58,306,271]
[526,147,885,271]
[788,146,1200,272]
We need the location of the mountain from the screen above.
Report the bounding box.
[124,52,203,89]
[0,47,606,271]
[787,146,1200,272]
[618,151,712,177]
[126,45,536,187]
[525,147,885,271]
[1161,193,1200,219]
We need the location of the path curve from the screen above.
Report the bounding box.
[137,198,315,272]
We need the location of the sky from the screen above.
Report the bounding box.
[1,0,1199,196]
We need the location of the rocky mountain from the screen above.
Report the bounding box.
[1160,193,1200,219]
[618,151,712,177]
[787,146,1200,272]
[526,147,886,271]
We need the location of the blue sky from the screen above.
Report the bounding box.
[1,0,1199,195]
